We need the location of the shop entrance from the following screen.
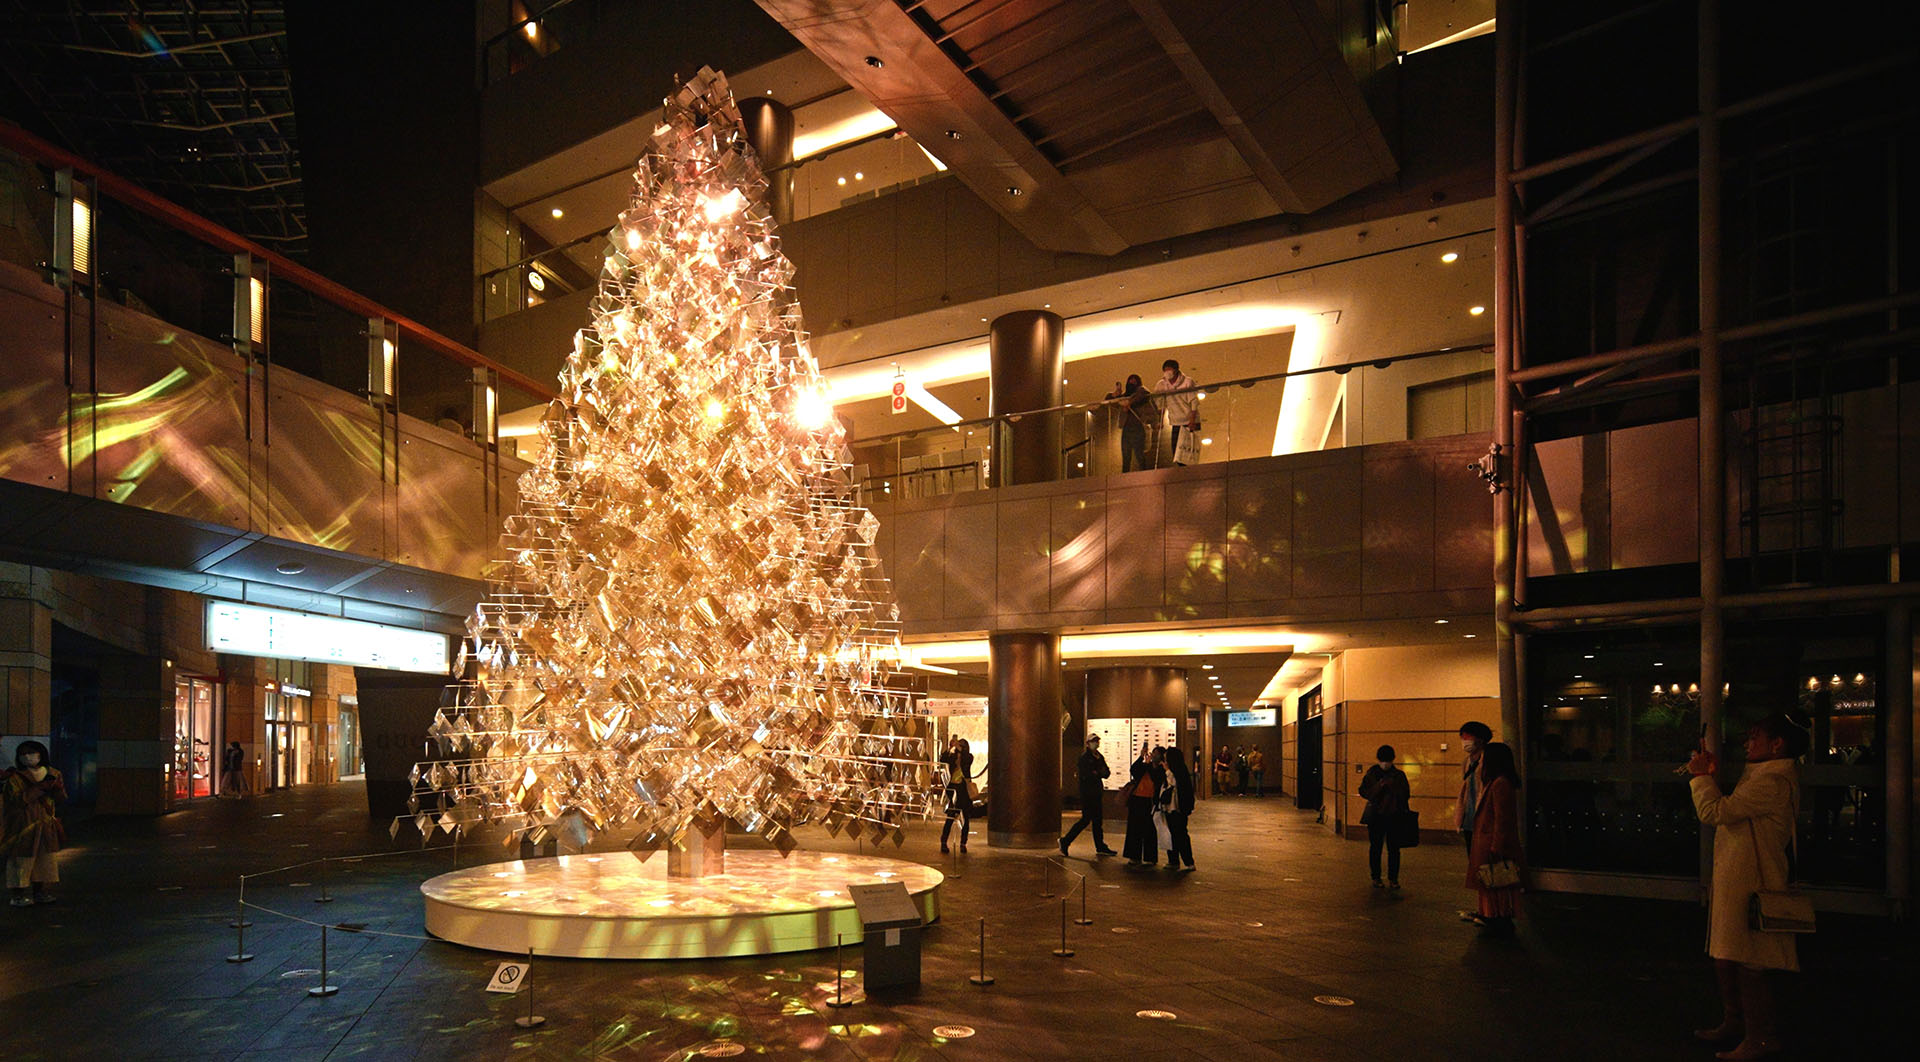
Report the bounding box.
[264,680,314,789]
[337,702,363,779]
[171,675,218,802]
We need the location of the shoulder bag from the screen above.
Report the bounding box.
[1745,820,1815,934]
[1475,858,1520,889]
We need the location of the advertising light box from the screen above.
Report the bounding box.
[206,601,451,674]
[1228,709,1277,727]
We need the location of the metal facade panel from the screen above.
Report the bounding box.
[1049,492,1106,614]
[890,504,946,625]
[0,267,73,494]
[1361,454,1435,594]
[1224,467,1291,605]
[263,368,385,556]
[1291,457,1363,598]
[995,495,1053,618]
[1164,477,1228,615]
[1103,484,1165,611]
[396,422,488,578]
[943,501,998,622]
[90,301,250,528]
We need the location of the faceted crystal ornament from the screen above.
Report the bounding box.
[404,67,938,857]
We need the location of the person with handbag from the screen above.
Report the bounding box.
[939,737,979,854]
[1359,745,1412,890]
[1158,744,1196,872]
[1153,359,1200,467]
[1122,742,1161,867]
[1465,741,1524,936]
[1686,711,1810,1061]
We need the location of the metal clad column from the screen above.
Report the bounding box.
[988,631,1063,848]
[739,97,795,229]
[989,310,1065,487]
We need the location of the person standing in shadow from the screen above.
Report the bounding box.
[1360,745,1412,890]
[1061,733,1117,856]
[1107,374,1154,473]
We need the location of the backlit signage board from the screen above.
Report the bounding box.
[206,602,451,674]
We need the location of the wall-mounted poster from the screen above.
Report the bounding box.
[1087,717,1179,789]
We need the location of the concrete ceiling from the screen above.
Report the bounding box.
[752,0,1399,254]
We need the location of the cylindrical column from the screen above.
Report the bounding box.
[988,631,1062,848]
[1886,603,1912,912]
[739,97,795,228]
[988,310,1065,488]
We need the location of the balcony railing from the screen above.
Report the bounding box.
[848,344,1495,502]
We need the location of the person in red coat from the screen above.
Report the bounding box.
[1465,741,1524,936]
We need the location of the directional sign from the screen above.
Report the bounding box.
[890,378,908,415]
[485,962,528,994]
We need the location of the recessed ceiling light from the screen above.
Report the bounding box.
[1463,633,1477,638]
[1583,654,1595,659]
[550,207,563,219]
[1201,437,1213,445]
[854,171,864,180]
[1008,186,1024,196]
[1201,664,1213,670]
[836,176,846,186]
[1654,662,1664,667]
[1434,619,1449,624]
[1469,305,1486,316]
[1441,251,1459,263]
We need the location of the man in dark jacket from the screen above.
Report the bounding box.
[1059,734,1117,856]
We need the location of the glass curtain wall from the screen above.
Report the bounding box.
[170,675,218,802]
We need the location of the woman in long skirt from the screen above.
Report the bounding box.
[1466,742,1524,935]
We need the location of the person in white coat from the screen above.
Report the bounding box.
[1152,359,1200,465]
[1685,711,1810,1061]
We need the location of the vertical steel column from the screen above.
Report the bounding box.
[1492,0,1523,746]
[987,631,1064,848]
[1887,603,1912,914]
[1696,0,1725,758]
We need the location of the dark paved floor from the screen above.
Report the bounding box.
[0,784,1906,1060]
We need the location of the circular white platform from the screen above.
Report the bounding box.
[421,851,942,959]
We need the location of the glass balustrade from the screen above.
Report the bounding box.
[847,346,1495,503]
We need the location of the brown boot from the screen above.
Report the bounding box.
[1715,966,1784,1059]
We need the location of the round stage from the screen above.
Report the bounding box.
[421,851,942,959]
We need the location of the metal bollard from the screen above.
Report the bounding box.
[967,917,994,986]
[826,933,855,1007]
[308,924,338,997]
[1074,877,1093,926]
[226,898,254,964]
[513,947,546,1028]
[1041,859,1056,898]
[1052,897,1074,958]
[315,858,333,904]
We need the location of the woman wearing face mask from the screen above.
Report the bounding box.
[3,740,66,907]
[1686,712,1810,1061]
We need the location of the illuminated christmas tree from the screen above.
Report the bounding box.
[406,69,936,868]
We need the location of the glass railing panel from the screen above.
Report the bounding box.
[0,145,55,274]
[395,332,481,431]
[95,192,231,343]
[268,274,375,396]
[479,232,605,323]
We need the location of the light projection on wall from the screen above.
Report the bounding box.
[405,69,939,861]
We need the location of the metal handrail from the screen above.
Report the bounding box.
[0,118,558,403]
[848,341,1492,448]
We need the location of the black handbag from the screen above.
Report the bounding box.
[1392,810,1421,848]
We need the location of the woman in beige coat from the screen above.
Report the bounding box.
[1686,711,1809,1061]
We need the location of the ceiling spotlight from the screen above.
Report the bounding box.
[1007,186,1024,197]
[1463,633,1477,639]
[945,129,961,139]
[836,176,846,186]
[1441,251,1458,263]
[1434,618,1449,625]
[1201,664,1213,670]
[864,55,884,68]
[1469,305,1486,316]
[854,171,864,181]
[550,207,564,219]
